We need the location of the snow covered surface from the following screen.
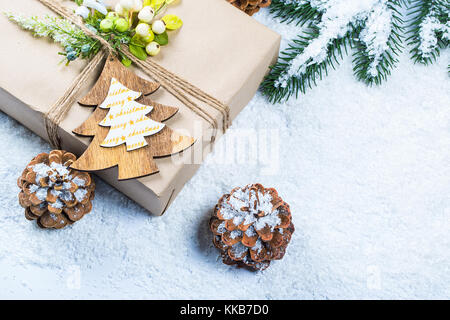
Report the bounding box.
[0,9,449,299]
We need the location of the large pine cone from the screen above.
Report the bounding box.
[210,184,294,271]
[226,0,272,16]
[17,150,95,229]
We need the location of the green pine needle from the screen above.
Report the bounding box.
[261,0,448,103]
[261,25,354,104]
[406,0,449,65]
[269,0,322,26]
[352,0,404,86]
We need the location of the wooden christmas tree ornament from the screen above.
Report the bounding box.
[72,55,195,180]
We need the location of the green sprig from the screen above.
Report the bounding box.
[5,12,134,66]
[261,25,357,104]
[5,13,101,65]
[262,0,448,103]
[269,0,322,26]
[406,0,449,65]
[352,0,405,86]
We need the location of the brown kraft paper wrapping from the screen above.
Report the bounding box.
[0,0,280,215]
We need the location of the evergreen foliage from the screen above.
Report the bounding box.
[262,0,449,103]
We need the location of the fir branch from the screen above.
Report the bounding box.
[406,0,449,65]
[262,0,371,103]
[352,0,404,85]
[261,24,358,104]
[269,0,323,26]
[262,0,449,103]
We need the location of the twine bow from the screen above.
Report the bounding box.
[38,0,231,149]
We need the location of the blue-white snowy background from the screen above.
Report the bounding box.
[0,9,449,299]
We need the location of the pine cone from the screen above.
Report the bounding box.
[210,184,294,271]
[17,150,95,229]
[226,0,272,16]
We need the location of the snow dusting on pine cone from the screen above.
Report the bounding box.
[226,0,272,16]
[17,150,95,229]
[210,184,294,271]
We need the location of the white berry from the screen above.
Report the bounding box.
[133,0,143,11]
[152,20,166,34]
[115,3,125,15]
[138,6,155,23]
[75,6,90,19]
[120,0,134,10]
[136,23,150,37]
[146,42,160,56]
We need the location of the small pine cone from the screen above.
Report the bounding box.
[17,150,95,229]
[210,184,294,271]
[226,0,272,16]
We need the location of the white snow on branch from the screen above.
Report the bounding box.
[5,13,87,49]
[278,0,328,11]
[418,4,450,58]
[275,0,394,87]
[359,1,393,77]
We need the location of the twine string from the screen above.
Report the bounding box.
[44,50,106,148]
[38,0,230,148]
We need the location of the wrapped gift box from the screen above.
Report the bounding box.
[0,0,280,215]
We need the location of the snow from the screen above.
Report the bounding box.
[72,177,86,187]
[231,243,248,258]
[252,239,263,254]
[245,227,256,237]
[74,189,88,202]
[25,159,90,205]
[50,199,64,210]
[0,9,450,299]
[35,187,48,202]
[219,185,281,231]
[216,221,226,234]
[229,230,242,239]
[30,161,71,185]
